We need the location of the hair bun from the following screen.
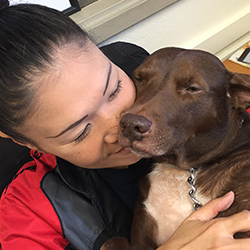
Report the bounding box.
[0,0,9,11]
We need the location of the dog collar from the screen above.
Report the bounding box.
[187,168,203,211]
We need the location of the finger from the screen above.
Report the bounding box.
[229,238,250,250]
[188,191,235,221]
[189,234,250,250]
[224,210,250,235]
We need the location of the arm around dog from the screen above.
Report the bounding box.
[157,192,250,250]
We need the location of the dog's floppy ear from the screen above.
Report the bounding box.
[228,72,250,109]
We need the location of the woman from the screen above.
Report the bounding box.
[0,2,250,249]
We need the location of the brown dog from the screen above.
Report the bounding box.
[101,47,250,250]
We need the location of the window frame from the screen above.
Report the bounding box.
[63,0,81,15]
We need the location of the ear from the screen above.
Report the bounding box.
[228,72,250,109]
[0,131,41,151]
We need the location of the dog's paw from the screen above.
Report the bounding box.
[101,236,130,250]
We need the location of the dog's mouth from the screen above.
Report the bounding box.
[122,139,172,158]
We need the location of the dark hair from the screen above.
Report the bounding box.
[0,0,9,10]
[0,3,89,143]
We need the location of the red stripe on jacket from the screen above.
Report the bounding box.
[0,150,69,250]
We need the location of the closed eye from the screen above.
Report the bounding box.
[109,80,122,101]
[72,80,122,144]
[73,123,92,143]
[186,86,200,92]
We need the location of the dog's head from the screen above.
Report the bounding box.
[118,47,250,165]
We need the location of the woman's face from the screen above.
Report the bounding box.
[20,41,141,169]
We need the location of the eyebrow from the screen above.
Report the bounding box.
[47,115,88,138]
[103,62,112,96]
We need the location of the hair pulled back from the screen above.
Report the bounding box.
[0,2,89,143]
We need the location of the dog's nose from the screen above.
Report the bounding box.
[120,113,152,141]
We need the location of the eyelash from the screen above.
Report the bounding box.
[73,123,91,143]
[109,80,122,101]
[73,80,122,144]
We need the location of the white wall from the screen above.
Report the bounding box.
[100,0,250,59]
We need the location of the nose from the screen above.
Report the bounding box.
[120,113,152,142]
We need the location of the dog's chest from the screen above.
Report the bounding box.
[143,163,207,246]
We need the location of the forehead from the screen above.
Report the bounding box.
[20,42,109,137]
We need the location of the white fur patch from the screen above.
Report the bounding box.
[143,163,209,246]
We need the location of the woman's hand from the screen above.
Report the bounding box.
[158,191,250,250]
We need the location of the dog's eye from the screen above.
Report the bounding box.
[186,86,200,92]
[134,76,141,82]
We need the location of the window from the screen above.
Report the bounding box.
[9,0,81,15]
[72,0,179,44]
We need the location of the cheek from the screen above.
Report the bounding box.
[64,141,103,166]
